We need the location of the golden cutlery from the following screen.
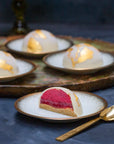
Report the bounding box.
[56,105,114,142]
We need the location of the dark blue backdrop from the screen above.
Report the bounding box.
[0,0,114,24]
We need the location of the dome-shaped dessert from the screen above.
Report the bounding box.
[63,43,103,69]
[0,51,18,77]
[23,29,58,53]
[39,87,82,117]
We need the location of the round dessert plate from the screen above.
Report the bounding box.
[43,51,114,74]
[5,38,73,58]
[15,91,107,123]
[0,58,36,82]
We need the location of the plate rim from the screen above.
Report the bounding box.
[5,37,73,57]
[0,58,37,81]
[14,91,107,121]
[43,51,114,73]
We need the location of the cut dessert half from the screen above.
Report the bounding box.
[39,87,82,117]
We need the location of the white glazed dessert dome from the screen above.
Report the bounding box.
[22,29,58,53]
[63,43,103,69]
[0,51,18,77]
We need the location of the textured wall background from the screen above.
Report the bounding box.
[0,0,114,24]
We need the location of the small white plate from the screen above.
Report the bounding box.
[5,38,73,58]
[43,51,114,74]
[15,91,107,123]
[0,58,36,82]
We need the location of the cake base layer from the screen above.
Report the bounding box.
[40,103,77,117]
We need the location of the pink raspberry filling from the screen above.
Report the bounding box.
[40,89,73,108]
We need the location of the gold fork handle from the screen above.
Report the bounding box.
[56,117,100,142]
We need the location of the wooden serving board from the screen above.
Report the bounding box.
[0,36,114,97]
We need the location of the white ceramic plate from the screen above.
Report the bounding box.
[5,38,73,58]
[43,51,114,74]
[15,91,107,123]
[0,58,36,82]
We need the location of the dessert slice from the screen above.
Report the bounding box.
[39,87,82,117]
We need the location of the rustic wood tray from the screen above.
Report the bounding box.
[0,36,114,97]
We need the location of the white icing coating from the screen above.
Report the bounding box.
[0,51,18,77]
[63,43,103,69]
[23,29,58,53]
[40,87,82,116]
